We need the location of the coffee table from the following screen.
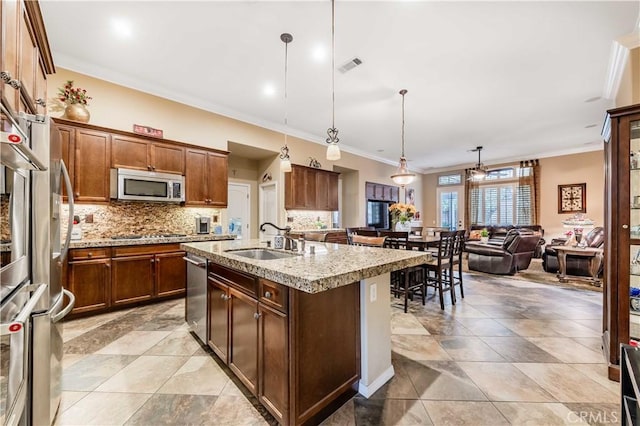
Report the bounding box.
[551,245,603,286]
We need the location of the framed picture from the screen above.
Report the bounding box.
[405,188,415,206]
[558,183,586,213]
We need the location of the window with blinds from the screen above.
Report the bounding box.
[469,167,532,226]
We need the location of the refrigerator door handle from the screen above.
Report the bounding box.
[51,289,75,323]
[60,159,74,263]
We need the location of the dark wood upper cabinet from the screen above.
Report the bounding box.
[603,103,640,381]
[365,181,399,202]
[56,123,75,201]
[73,128,111,203]
[185,148,228,207]
[111,134,185,175]
[285,164,339,211]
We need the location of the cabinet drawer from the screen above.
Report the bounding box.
[69,248,110,260]
[259,279,288,313]
[209,264,257,297]
[112,243,181,257]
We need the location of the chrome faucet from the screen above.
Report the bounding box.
[283,235,298,251]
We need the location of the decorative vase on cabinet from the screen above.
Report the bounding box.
[63,104,90,123]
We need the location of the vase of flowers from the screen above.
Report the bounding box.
[58,80,92,123]
[480,228,489,243]
[389,203,416,231]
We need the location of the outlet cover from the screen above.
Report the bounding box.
[370,283,377,302]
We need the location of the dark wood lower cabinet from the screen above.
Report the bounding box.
[156,251,187,297]
[207,276,229,363]
[67,258,111,314]
[111,255,155,306]
[207,263,359,425]
[229,287,259,395]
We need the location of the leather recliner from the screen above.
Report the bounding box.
[542,227,604,276]
[465,230,542,275]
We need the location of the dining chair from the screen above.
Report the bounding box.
[378,231,411,304]
[423,231,456,310]
[450,230,466,303]
[303,232,328,242]
[351,235,386,247]
[378,231,409,250]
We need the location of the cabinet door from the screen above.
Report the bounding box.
[390,186,399,203]
[304,168,316,208]
[74,128,111,202]
[111,135,150,171]
[206,152,228,206]
[365,182,376,200]
[111,255,154,306]
[18,5,37,112]
[229,287,259,395]
[185,148,208,205]
[56,124,75,201]
[67,259,111,314]
[1,0,20,113]
[155,251,186,298]
[328,173,339,211]
[315,171,330,210]
[152,143,184,175]
[258,303,288,424]
[374,184,385,200]
[207,276,229,363]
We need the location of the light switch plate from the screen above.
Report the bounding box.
[370,284,377,302]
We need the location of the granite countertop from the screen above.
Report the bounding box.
[69,234,236,249]
[289,228,345,233]
[182,238,430,294]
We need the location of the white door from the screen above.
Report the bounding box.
[259,182,278,239]
[436,185,464,231]
[228,183,250,239]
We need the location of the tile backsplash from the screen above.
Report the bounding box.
[62,202,224,239]
[286,210,335,231]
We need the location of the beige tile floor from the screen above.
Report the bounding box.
[55,267,620,425]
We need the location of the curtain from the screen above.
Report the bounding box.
[464,169,480,229]
[518,159,540,225]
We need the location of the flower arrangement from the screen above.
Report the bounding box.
[57,80,92,106]
[389,203,416,224]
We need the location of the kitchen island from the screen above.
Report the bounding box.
[181,238,430,425]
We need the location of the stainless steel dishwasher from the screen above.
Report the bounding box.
[184,253,208,344]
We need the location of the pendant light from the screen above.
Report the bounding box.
[390,89,416,187]
[279,33,293,173]
[325,0,341,161]
[468,146,488,181]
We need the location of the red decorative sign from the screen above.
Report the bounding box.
[9,323,22,332]
[1,131,22,144]
[133,124,163,139]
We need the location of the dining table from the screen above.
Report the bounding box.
[407,234,441,251]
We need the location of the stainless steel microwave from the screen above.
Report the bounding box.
[110,168,184,202]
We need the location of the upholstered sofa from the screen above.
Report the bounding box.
[542,227,604,276]
[465,229,542,275]
[469,225,545,258]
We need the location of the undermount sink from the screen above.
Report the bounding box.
[225,248,300,260]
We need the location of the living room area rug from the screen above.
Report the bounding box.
[462,258,603,293]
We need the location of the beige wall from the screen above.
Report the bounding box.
[421,150,605,239]
[50,68,422,230]
[616,47,640,107]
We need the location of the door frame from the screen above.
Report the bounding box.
[228,182,251,239]
[259,181,278,234]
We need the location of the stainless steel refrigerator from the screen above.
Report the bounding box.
[1,104,75,426]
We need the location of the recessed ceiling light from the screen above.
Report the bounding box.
[311,44,326,62]
[376,149,384,152]
[584,96,601,103]
[585,124,598,128]
[263,83,276,97]
[110,18,132,38]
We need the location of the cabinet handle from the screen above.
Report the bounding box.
[253,312,261,320]
[220,293,230,301]
[105,262,111,269]
[152,166,156,171]
[623,225,629,229]
[0,71,11,83]
[264,291,272,299]
[35,98,46,107]
[87,252,93,258]
[151,259,154,263]
[75,192,80,198]
[8,79,21,89]
[147,165,152,170]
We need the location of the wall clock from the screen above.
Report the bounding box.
[558,183,586,213]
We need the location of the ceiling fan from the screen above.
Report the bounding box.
[468,146,488,181]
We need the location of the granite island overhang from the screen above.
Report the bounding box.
[181,239,430,425]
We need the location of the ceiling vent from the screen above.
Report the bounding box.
[338,57,362,73]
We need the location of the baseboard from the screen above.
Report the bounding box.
[358,365,395,398]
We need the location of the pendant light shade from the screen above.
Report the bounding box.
[390,89,416,187]
[325,0,341,161]
[280,32,293,172]
[468,146,488,181]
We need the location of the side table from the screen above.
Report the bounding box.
[551,245,603,286]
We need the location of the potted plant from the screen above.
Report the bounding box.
[389,203,416,231]
[480,228,490,243]
[57,80,92,123]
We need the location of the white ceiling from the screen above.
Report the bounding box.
[40,1,640,172]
